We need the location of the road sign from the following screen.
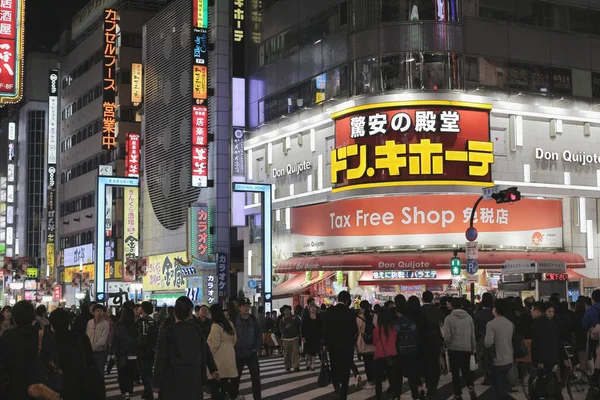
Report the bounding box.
[248,280,257,289]
[467,274,479,283]
[466,259,479,275]
[466,242,479,260]
[482,185,500,200]
[465,227,478,242]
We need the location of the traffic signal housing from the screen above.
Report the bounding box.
[451,256,461,276]
[491,187,521,204]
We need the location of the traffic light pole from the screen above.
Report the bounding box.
[468,196,484,304]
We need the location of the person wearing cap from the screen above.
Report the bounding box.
[231,298,263,400]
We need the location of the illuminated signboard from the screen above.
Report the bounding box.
[193,0,208,28]
[217,252,228,303]
[189,204,210,262]
[0,0,25,104]
[192,105,208,146]
[131,63,142,103]
[47,69,58,278]
[47,69,58,165]
[46,166,56,275]
[192,27,207,66]
[7,163,13,182]
[125,133,140,178]
[232,128,245,176]
[123,187,139,262]
[7,184,13,202]
[232,0,244,77]
[192,65,207,100]
[191,145,208,187]
[102,9,117,150]
[8,121,14,140]
[331,101,494,193]
[372,270,438,279]
[542,273,568,281]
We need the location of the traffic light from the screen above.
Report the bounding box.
[491,187,521,204]
[451,256,461,276]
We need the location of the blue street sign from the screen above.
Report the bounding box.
[248,280,257,289]
[466,259,479,275]
[465,227,478,242]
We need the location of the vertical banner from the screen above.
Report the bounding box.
[123,187,139,264]
[231,0,245,78]
[191,0,210,188]
[0,0,24,104]
[46,166,56,276]
[131,63,142,103]
[46,69,59,278]
[189,204,210,262]
[6,121,16,257]
[125,133,141,178]
[217,252,228,303]
[232,128,245,176]
[102,9,118,150]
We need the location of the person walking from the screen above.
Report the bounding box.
[112,308,139,400]
[531,301,564,399]
[420,290,444,397]
[323,291,358,400]
[474,292,495,386]
[194,304,213,339]
[35,305,51,332]
[207,304,237,400]
[0,305,14,337]
[357,300,376,389]
[373,308,397,399]
[86,303,110,377]
[484,299,515,400]
[394,296,421,400]
[444,298,477,400]
[280,305,302,372]
[152,296,219,399]
[231,298,263,400]
[137,301,158,400]
[301,302,323,371]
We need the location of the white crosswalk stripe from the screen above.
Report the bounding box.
[104,355,536,399]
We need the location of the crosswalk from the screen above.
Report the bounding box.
[105,355,532,399]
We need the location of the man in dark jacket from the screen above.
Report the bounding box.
[152,297,218,400]
[475,292,495,385]
[0,300,60,400]
[531,301,564,399]
[420,290,444,397]
[323,291,358,400]
[193,304,213,339]
[231,298,263,400]
[137,301,157,400]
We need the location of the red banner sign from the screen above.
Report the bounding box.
[0,0,24,104]
[331,102,493,192]
[125,133,140,178]
[53,285,62,301]
[192,105,208,145]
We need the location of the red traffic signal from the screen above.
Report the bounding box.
[491,187,521,204]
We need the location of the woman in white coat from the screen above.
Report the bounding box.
[207,303,238,400]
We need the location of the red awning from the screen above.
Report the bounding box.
[357,270,453,286]
[275,251,586,273]
[273,271,335,298]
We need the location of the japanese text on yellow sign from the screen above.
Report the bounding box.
[131,63,142,103]
[102,9,118,150]
[233,0,244,42]
[193,65,207,100]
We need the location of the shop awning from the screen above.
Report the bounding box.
[273,271,336,298]
[357,270,453,286]
[274,251,586,273]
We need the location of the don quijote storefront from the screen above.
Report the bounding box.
[243,97,599,309]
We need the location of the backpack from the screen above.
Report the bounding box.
[396,323,419,357]
[359,315,375,345]
[137,317,158,355]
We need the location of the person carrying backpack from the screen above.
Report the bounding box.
[357,300,375,389]
[393,296,421,400]
[231,298,263,400]
[137,301,158,400]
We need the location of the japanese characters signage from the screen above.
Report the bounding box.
[0,0,25,104]
[192,27,207,66]
[63,244,94,267]
[232,128,245,176]
[187,265,218,304]
[291,195,563,251]
[63,264,95,282]
[125,133,140,178]
[193,0,208,29]
[131,63,142,103]
[331,102,494,192]
[52,284,61,301]
[191,145,208,187]
[142,252,187,291]
[192,65,207,100]
[217,252,228,303]
[46,243,55,278]
[510,63,572,95]
[123,187,139,263]
[189,204,210,262]
[192,105,208,146]
[232,0,244,77]
[46,165,56,275]
[372,270,437,280]
[47,69,58,165]
[102,9,117,150]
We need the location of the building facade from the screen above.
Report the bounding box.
[241,0,600,308]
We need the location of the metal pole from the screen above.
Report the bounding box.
[469,196,484,228]
[470,282,475,304]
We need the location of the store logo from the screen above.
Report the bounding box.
[272,160,311,179]
[48,167,56,188]
[49,73,58,95]
[531,231,544,246]
[535,148,600,166]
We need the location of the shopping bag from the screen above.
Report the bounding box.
[318,351,331,387]
[469,355,478,371]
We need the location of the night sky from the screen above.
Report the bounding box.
[25,0,85,52]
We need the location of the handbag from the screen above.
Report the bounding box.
[530,368,558,399]
[469,355,478,371]
[76,335,106,400]
[318,350,331,387]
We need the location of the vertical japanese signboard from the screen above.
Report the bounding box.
[217,252,228,303]
[189,204,209,262]
[46,69,58,278]
[0,0,25,105]
[191,0,209,188]
[232,128,245,176]
[6,121,15,257]
[232,0,245,78]
[131,63,142,103]
[123,187,139,264]
[102,9,117,150]
[125,133,140,178]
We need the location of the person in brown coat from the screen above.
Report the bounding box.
[207,304,237,400]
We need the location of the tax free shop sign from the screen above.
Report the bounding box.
[291,195,563,252]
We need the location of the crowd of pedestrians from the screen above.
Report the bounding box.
[2,288,600,399]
